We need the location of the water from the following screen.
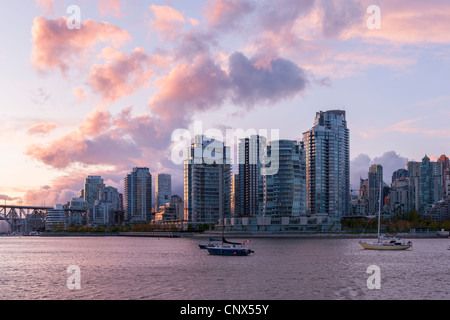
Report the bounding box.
[0,236,448,300]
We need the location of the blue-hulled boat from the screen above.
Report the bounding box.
[198,236,222,249]
[206,238,253,256]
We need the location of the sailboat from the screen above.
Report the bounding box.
[359,182,412,250]
[206,216,254,256]
[198,207,222,249]
[206,238,254,256]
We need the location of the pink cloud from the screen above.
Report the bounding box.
[25,106,166,170]
[73,87,88,102]
[149,5,187,41]
[149,55,230,120]
[31,16,131,75]
[27,122,57,136]
[89,47,163,103]
[99,0,124,17]
[343,0,450,44]
[204,0,255,31]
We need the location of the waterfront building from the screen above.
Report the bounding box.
[389,177,415,217]
[303,110,350,218]
[45,204,66,231]
[407,161,421,212]
[66,197,88,226]
[99,186,121,211]
[419,155,443,215]
[407,157,444,215]
[423,199,450,222]
[83,176,105,207]
[124,167,152,223]
[368,164,383,214]
[155,174,172,211]
[91,200,115,226]
[155,195,184,222]
[184,135,231,225]
[437,155,450,200]
[238,135,266,216]
[262,140,306,217]
[231,174,240,216]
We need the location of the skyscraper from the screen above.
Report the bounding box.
[155,174,172,211]
[419,155,442,214]
[437,155,450,200]
[184,135,231,225]
[231,174,240,216]
[408,156,443,215]
[83,175,105,224]
[124,167,152,223]
[262,140,306,217]
[368,164,383,214]
[303,110,350,218]
[83,176,105,208]
[238,135,266,216]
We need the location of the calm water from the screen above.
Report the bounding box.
[0,236,448,300]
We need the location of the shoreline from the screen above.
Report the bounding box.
[32,231,447,239]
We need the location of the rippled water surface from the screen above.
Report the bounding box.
[0,236,448,300]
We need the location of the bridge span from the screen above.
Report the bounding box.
[0,205,87,234]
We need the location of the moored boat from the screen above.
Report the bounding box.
[359,182,412,251]
[206,240,253,256]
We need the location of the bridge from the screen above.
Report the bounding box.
[0,205,52,234]
[0,205,88,234]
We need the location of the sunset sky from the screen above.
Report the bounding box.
[1,0,450,205]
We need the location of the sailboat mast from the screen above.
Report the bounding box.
[378,181,382,239]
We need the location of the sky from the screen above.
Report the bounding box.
[1,0,450,206]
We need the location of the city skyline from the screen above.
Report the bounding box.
[2,1,450,207]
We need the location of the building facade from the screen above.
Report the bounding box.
[303,110,350,218]
[155,174,172,211]
[124,167,152,223]
[262,140,306,217]
[238,135,266,216]
[368,164,383,214]
[83,176,105,208]
[184,135,231,225]
[390,177,415,216]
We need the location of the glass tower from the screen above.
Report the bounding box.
[124,167,152,223]
[184,135,231,225]
[262,140,306,217]
[303,110,350,218]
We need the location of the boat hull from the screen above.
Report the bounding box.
[359,241,412,250]
[206,247,250,256]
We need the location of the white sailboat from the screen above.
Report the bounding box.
[359,182,412,250]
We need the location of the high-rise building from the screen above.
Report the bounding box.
[437,155,450,200]
[407,161,421,212]
[392,168,409,183]
[231,174,240,216]
[303,110,350,218]
[238,135,266,216]
[91,200,115,226]
[262,140,306,217]
[155,174,172,211]
[124,167,152,223]
[419,155,443,214]
[99,186,122,211]
[368,164,383,214]
[83,176,105,208]
[184,135,231,225]
[408,156,443,215]
[390,177,415,216]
